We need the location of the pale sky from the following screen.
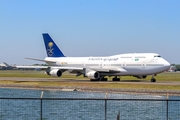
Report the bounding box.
[0,0,180,65]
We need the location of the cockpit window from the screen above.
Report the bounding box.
[154,55,161,57]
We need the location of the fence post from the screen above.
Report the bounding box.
[105,92,107,120]
[117,110,120,120]
[41,91,43,120]
[167,93,168,120]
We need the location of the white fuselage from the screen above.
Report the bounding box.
[45,53,170,76]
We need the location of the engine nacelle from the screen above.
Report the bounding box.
[133,75,147,79]
[49,69,62,77]
[85,71,100,80]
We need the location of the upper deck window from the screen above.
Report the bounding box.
[121,57,132,58]
[135,56,146,58]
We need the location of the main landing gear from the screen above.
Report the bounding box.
[101,77,108,81]
[151,74,156,82]
[90,76,121,81]
[90,77,107,81]
[112,76,120,81]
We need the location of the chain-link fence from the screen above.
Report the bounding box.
[0,97,180,120]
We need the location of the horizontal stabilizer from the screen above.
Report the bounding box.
[3,62,10,67]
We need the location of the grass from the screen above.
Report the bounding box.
[158,72,180,75]
[0,70,44,74]
[0,80,180,90]
[1,73,180,82]
[1,70,180,90]
[159,74,180,75]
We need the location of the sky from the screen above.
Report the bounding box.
[0,0,180,65]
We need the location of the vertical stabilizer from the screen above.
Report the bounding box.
[43,33,66,57]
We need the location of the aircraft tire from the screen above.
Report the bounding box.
[90,79,99,81]
[112,78,120,81]
[100,78,107,81]
[151,78,156,82]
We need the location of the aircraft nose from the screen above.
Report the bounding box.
[164,60,171,70]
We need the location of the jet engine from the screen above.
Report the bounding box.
[133,75,147,79]
[49,69,62,77]
[85,71,100,80]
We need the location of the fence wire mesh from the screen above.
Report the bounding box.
[0,88,180,120]
[0,98,180,120]
[42,99,105,120]
[0,98,41,120]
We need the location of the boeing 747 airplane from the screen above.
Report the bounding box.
[17,34,170,82]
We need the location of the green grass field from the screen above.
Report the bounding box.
[0,80,180,90]
[0,70,44,74]
[0,70,180,90]
[0,70,180,82]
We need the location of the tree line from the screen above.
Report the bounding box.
[171,64,180,71]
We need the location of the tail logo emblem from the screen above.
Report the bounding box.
[47,42,54,56]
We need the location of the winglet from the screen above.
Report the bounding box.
[43,33,66,57]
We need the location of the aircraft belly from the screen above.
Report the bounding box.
[125,66,160,75]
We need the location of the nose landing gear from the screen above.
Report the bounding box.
[151,78,156,82]
[151,74,156,82]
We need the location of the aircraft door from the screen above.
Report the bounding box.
[122,62,126,68]
[99,62,103,68]
[142,63,146,69]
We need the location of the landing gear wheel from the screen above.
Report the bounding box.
[151,78,156,82]
[90,79,99,81]
[112,78,120,81]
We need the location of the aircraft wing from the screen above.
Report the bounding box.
[49,67,84,71]
[51,66,126,73]
[17,65,126,73]
[16,66,83,71]
[18,57,126,73]
[25,58,56,63]
[16,66,49,69]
